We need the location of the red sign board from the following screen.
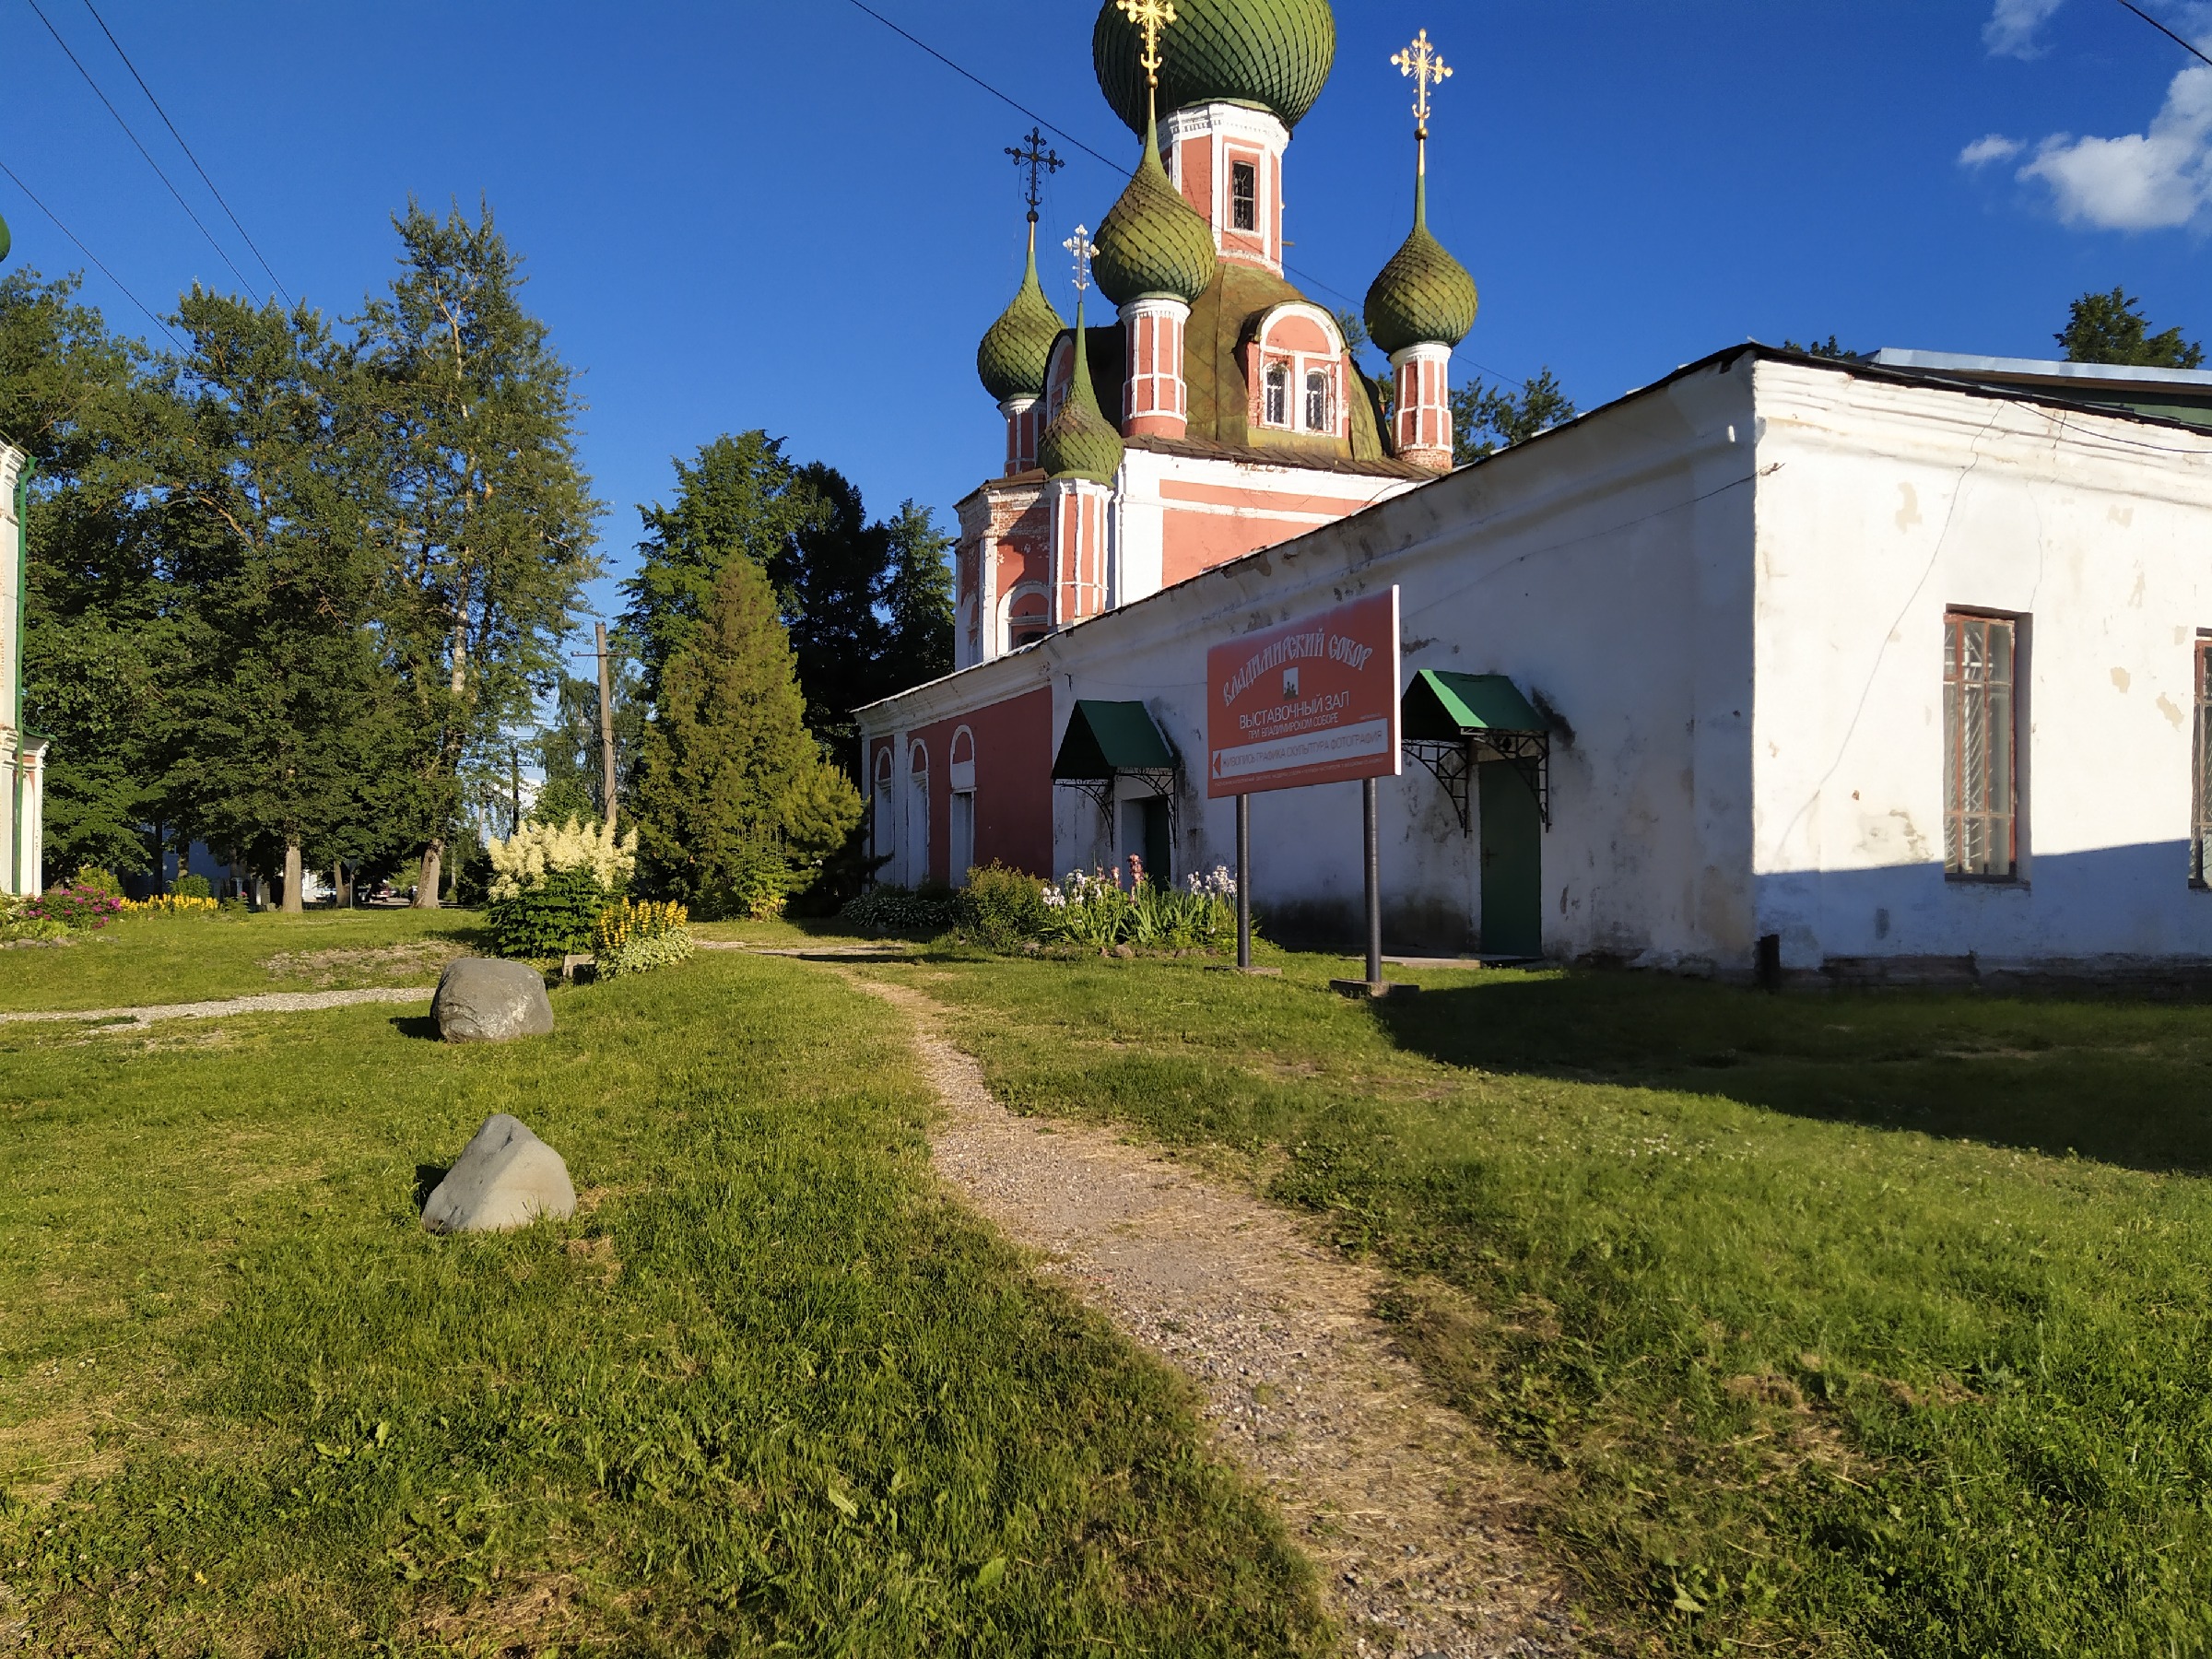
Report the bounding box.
[1206,588,1402,797]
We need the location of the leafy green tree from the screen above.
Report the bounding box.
[630,552,861,915]
[351,200,602,907]
[156,288,408,911]
[771,462,889,753]
[875,499,955,705]
[621,431,816,703]
[1451,369,1578,465]
[621,442,955,770]
[1,268,170,880]
[2057,288,2203,368]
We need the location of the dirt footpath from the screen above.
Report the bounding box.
[848,971,1581,1659]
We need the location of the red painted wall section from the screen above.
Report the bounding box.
[904,687,1054,882]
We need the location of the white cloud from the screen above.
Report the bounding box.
[1985,0,2067,57]
[1959,134,2025,168]
[2018,63,2212,229]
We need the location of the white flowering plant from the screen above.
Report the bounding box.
[487,818,641,959]
[1034,861,1240,953]
[488,818,638,902]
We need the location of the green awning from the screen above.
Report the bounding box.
[1401,670,1545,742]
[1053,700,1176,780]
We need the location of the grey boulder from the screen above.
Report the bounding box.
[421,1113,576,1233]
[432,957,553,1043]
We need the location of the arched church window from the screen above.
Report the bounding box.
[1305,368,1333,434]
[1264,360,1288,427]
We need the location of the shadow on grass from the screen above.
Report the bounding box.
[1373,971,2212,1177]
[389,1015,443,1041]
[411,1163,449,1209]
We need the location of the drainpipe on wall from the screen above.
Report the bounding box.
[12,458,35,897]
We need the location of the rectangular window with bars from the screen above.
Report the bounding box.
[2194,638,2211,887]
[1944,611,2018,879]
[1230,161,1257,231]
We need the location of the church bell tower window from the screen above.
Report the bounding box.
[1231,161,1257,231]
[1305,369,1332,433]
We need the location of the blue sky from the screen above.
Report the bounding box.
[4,0,2210,627]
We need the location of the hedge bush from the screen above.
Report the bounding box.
[489,866,608,959]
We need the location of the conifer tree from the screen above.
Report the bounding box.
[631,551,861,913]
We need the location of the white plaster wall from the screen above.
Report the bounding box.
[1751,359,2212,967]
[1026,361,1759,965]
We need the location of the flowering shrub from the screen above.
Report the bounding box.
[956,864,1051,950]
[841,884,957,936]
[594,898,695,979]
[488,818,637,903]
[0,897,69,944]
[120,894,220,918]
[25,884,124,932]
[487,818,640,959]
[72,866,123,899]
[600,929,697,979]
[490,866,608,959]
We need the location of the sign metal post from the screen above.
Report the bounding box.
[1236,792,1252,971]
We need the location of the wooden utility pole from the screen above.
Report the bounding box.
[594,621,618,830]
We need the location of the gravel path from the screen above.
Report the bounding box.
[848,971,1582,1658]
[0,987,436,1029]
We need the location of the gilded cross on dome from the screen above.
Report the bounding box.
[1392,29,1453,138]
[1115,0,1178,90]
[1064,225,1098,295]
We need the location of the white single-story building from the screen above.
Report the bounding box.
[1,444,49,898]
[858,346,2212,981]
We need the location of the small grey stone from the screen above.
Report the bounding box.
[421,1112,576,1233]
[431,957,554,1043]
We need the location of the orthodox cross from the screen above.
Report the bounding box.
[1006,127,1065,224]
[1116,0,1178,88]
[1392,28,1453,142]
[1065,225,1098,295]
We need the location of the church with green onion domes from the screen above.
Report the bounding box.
[957,0,1479,669]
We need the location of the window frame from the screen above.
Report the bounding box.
[1304,367,1333,434]
[1943,608,2023,883]
[1230,160,1257,232]
[1263,359,1288,427]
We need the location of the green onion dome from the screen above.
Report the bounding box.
[1363,176,1477,356]
[1038,306,1125,485]
[1093,118,1218,308]
[978,229,1066,403]
[1092,0,1335,135]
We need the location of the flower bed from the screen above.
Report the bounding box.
[120,895,220,918]
[595,898,694,980]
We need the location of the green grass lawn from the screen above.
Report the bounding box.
[0,908,491,1013]
[881,949,2212,1658]
[1,943,1330,1655]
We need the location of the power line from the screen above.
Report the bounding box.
[20,0,263,301]
[2112,0,2212,68]
[0,155,183,348]
[840,0,1535,389]
[77,0,294,307]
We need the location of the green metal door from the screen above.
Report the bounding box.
[1141,796,1171,886]
[1478,763,1542,958]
